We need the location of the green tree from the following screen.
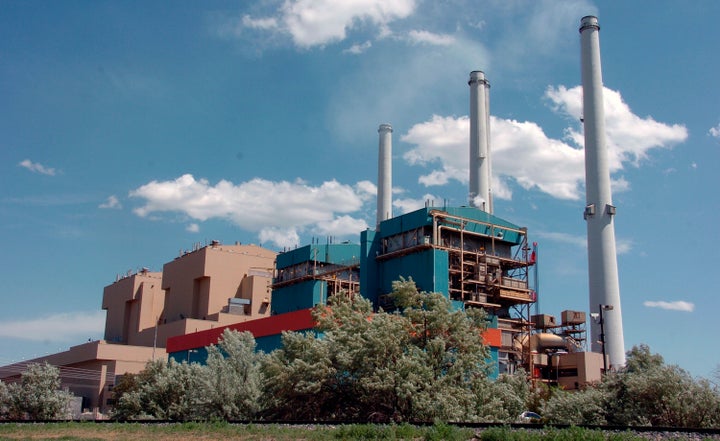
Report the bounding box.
[0,380,10,419]
[5,362,72,420]
[262,278,491,422]
[197,329,263,420]
[113,359,203,420]
[541,345,720,428]
[474,370,532,422]
[541,386,609,425]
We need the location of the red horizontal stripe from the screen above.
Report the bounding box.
[166,308,315,353]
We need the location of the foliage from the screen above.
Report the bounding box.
[540,386,609,425]
[262,278,491,422]
[113,358,204,420]
[3,362,72,420]
[0,380,9,419]
[197,329,263,420]
[601,362,720,427]
[474,370,533,422]
[541,344,720,428]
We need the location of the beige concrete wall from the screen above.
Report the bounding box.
[2,242,276,416]
[102,271,163,345]
[556,351,605,389]
[161,244,275,325]
[0,341,165,414]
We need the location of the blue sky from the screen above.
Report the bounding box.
[1,1,718,378]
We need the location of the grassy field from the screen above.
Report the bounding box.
[0,422,470,441]
[0,422,715,441]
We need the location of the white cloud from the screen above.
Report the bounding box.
[393,193,440,214]
[402,86,688,201]
[99,195,122,209]
[643,300,694,312]
[130,174,372,248]
[709,122,720,139]
[314,215,369,236]
[354,180,377,200]
[242,14,279,30]
[343,40,372,54]
[18,159,57,176]
[0,311,105,341]
[406,30,455,46]
[546,85,688,170]
[186,223,200,233]
[242,0,417,48]
[402,114,584,200]
[615,238,633,255]
[259,227,300,249]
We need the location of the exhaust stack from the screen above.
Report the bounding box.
[580,15,625,369]
[468,71,492,213]
[376,123,393,228]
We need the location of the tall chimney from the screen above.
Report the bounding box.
[376,123,393,228]
[580,15,625,369]
[468,71,492,213]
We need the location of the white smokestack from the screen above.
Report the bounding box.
[468,71,492,213]
[580,15,625,369]
[376,123,393,228]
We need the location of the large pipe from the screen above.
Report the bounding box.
[580,15,625,369]
[376,123,393,228]
[468,71,492,213]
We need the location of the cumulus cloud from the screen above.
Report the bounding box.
[240,0,416,48]
[402,114,583,200]
[99,195,122,209]
[18,159,57,176]
[186,223,200,233]
[393,193,441,214]
[402,86,688,201]
[242,14,279,30]
[643,300,694,312]
[343,40,372,54]
[546,85,688,170]
[709,122,720,139]
[406,30,455,46]
[0,311,105,341]
[129,174,371,248]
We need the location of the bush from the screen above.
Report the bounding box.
[4,362,72,420]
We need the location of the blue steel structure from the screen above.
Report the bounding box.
[362,205,534,375]
[168,206,535,377]
[272,242,361,315]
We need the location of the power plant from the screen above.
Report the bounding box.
[0,15,626,414]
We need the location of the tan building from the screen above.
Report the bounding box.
[0,242,277,416]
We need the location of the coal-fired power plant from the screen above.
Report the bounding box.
[580,15,626,368]
[468,71,493,213]
[1,16,638,414]
[376,123,393,228]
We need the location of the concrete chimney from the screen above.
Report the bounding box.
[376,123,393,228]
[468,71,492,213]
[580,15,626,369]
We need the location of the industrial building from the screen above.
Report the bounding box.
[0,242,277,414]
[1,14,624,415]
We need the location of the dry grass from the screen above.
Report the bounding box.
[0,422,335,441]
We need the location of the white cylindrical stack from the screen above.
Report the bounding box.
[468,71,492,213]
[580,15,626,369]
[376,123,393,228]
